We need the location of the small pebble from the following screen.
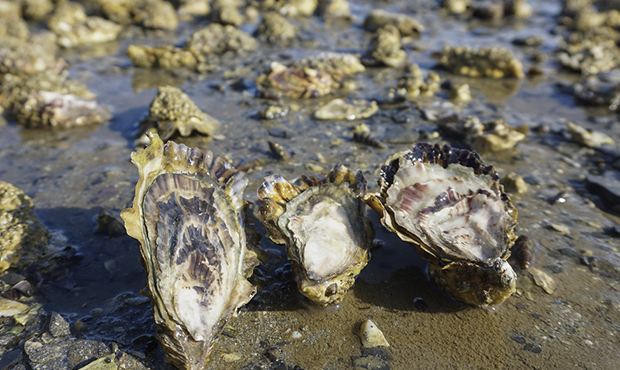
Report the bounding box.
[358,319,389,348]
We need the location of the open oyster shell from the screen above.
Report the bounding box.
[256,165,372,306]
[121,131,258,369]
[365,144,518,306]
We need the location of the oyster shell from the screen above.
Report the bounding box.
[121,131,259,369]
[438,46,525,79]
[256,165,372,305]
[257,53,365,99]
[365,144,518,306]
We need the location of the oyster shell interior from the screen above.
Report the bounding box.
[121,130,258,369]
[257,166,371,305]
[366,144,518,305]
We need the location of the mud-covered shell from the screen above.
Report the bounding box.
[256,165,372,305]
[365,143,518,305]
[121,130,258,369]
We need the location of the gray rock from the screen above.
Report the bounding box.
[586,171,620,214]
[24,336,111,369]
[48,312,70,338]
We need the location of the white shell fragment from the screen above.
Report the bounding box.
[121,130,258,369]
[314,98,378,121]
[358,319,390,348]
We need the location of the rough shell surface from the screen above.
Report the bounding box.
[365,144,519,305]
[256,165,372,305]
[121,131,258,369]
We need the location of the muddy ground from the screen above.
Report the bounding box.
[0,0,619,369]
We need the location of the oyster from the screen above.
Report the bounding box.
[121,131,259,369]
[390,63,441,101]
[256,166,372,305]
[438,116,526,153]
[47,2,121,48]
[95,0,178,30]
[138,86,220,143]
[365,144,519,306]
[362,25,407,68]
[256,53,365,99]
[256,12,297,45]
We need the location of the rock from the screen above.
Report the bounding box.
[545,222,570,235]
[585,171,620,214]
[138,86,220,143]
[314,99,378,121]
[317,0,351,19]
[222,353,242,362]
[0,181,48,273]
[565,122,614,148]
[261,105,289,120]
[48,312,71,338]
[448,82,472,104]
[529,267,557,294]
[438,46,525,79]
[358,320,389,348]
[502,172,529,194]
[391,63,442,100]
[256,12,297,44]
[443,0,469,14]
[94,210,125,237]
[438,116,526,152]
[362,25,407,68]
[363,9,424,36]
[0,296,29,317]
[24,336,111,369]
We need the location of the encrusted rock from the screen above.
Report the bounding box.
[256,12,297,44]
[188,24,258,56]
[47,1,121,48]
[439,116,526,152]
[138,86,220,143]
[363,25,407,68]
[95,0,178,30]
[0,181,48,273]
[127,45,199,70]
[391,63,441,100]
[317,0,351,19]
[438,46,525,79]
[363,9,424,36]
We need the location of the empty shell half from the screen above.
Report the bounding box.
[365,143,518,306]
[121,130,258,369]
[256,165,372,306]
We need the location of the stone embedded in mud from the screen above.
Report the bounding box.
[565,121,614,149]
[138,86,219,143]
[256,12,297,45]
[502,172,529,194]
[121,131,259,369]
[0,181,48,274]
[358,319,390,348]
[438,46,525,79]
[439,116,526,152]
[314,99,378,121]
[529,267,556,294]
[365,144,519,306]
[363,25,407,68]
[363,9,424,36]
[256,165,372,306]
[256,53,365,99]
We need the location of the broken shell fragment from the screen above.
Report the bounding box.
[121,131,259,369]
[365,144,519,306]
[256,53,365,99]
[314,99,378,121]
[256,165,372,305]
[138,86,220,143]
